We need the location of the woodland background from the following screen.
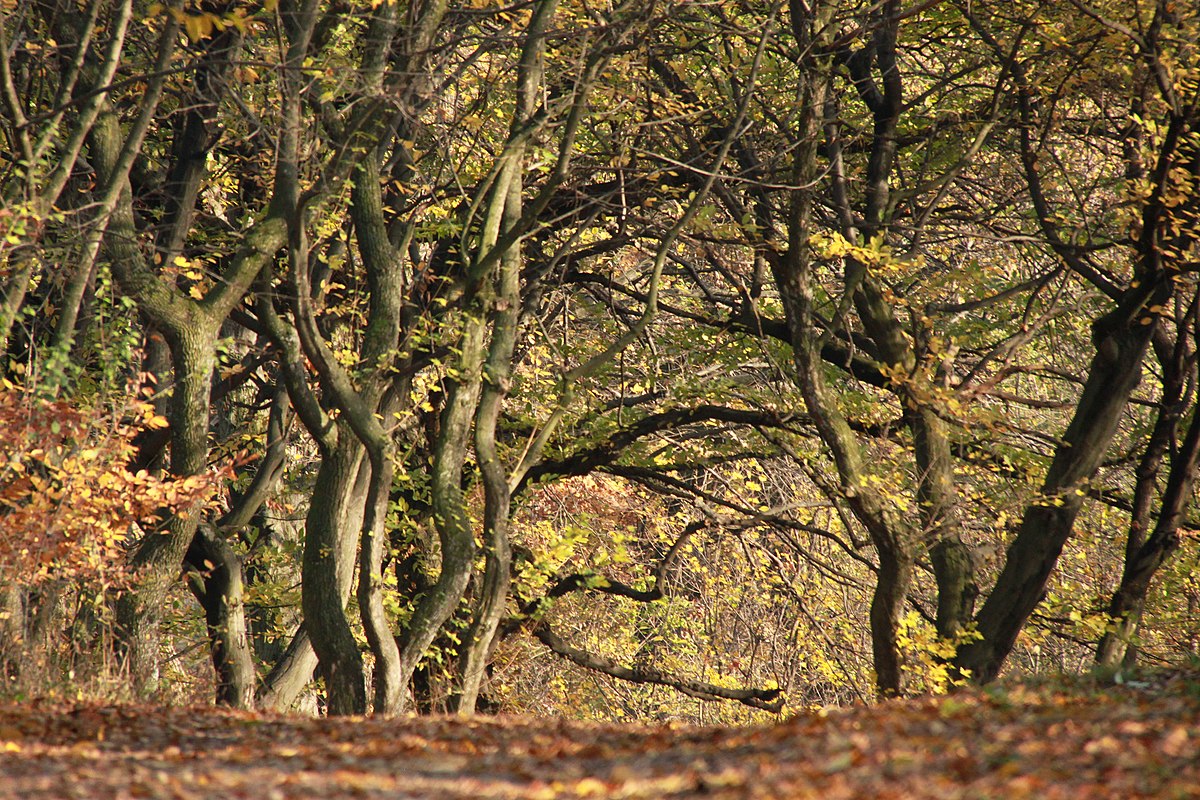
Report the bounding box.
[0,0,1198,724]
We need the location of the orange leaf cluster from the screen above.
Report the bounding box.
[0,382,220,586]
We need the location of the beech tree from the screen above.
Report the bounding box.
[952,0,1200,682]
[184,0,789,715]
[565,0,1199,692]
[2,0,1197,715]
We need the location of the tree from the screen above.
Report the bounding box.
[952,0,1200,683]
[2,0,1196,716]
[602,0,1005,694]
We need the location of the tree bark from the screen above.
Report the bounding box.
[956,294,1164,683]
[1097,377,1200,667]
[187,524,255,708]
[301,431,369,715]
[258,625,320,712]
[397,334,483,710]
[114,320,217,696]
[454,0,557,714]
[357,446,404,712]
[953,0,1194,686]
[86,16,286,692]
[777,0,920,696]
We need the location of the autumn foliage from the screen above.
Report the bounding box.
[0,381,218,586]
[1,0,1198,727]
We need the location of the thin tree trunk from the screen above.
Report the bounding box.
[956,296,1163,683]
[357,447,404,712]
[0,255,36,355]
[187,524,255,708]
[777,2,919,697]
[396,339,483,711]
[454,0,554,710]
[1097,388,1200,667]
[301,431,369,715]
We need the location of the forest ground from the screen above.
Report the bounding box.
[1,673,1198,799]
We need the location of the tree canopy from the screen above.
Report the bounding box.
[1,0,1197,719]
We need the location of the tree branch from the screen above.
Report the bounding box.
[532,622,783,712]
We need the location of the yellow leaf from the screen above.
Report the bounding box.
[574,778,608,797]
[183,12,214,43]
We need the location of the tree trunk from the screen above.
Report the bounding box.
[114,325,216,696]
[257,445,365,713]
[396,339,484,711]
[455,51,536,710]
[187,524,255,708]
[357,447,405,713]
[1097,391,1200,667]
[301,430,369,715]
[956,295,1163,683]
[870,547,913,696]
[89,93,275,702]
[913,408,976,640]
[455,418,513,713]
[258,625,320,712]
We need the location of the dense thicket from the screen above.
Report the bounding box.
[1,0,1197,719]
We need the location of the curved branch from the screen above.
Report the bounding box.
[521,521,704,620]
[532,622,783,712]
[517,404,799,492]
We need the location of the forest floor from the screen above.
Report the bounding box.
[1,672,1199,799]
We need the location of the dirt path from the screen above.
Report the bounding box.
[2,679,1198,798]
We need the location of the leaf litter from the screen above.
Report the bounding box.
[1,675,1198,799]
